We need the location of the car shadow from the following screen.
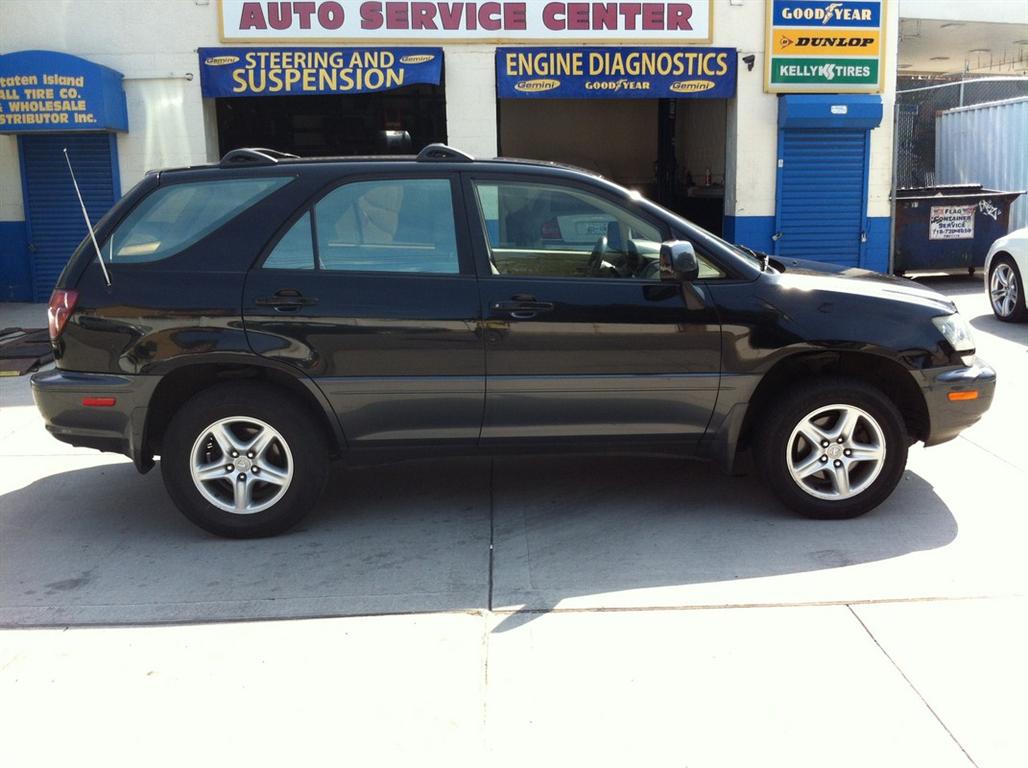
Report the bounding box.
[487,454,959,631]
[970,312,1028,344]
[909,274,984,297]
[0,453,959,628]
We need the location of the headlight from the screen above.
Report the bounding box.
[932,313,975,353]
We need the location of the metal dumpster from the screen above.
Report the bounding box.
[893,184,1024,274]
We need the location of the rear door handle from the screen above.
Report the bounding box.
[491,300,554,320]
[255,289,319,311]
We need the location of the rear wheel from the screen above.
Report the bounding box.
[989,256,1027,322]
[755,378,908,519]
[161,383,329,537]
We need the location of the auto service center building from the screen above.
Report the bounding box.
[0,0,897,301]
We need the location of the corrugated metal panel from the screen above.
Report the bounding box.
[936,97,1028,232]
[19,134,116,302]
[775,129,868,266]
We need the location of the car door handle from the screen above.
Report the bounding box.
[255,289,319,310]
[491,300,554,319]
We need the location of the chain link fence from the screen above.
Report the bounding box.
[895,75,1028,189]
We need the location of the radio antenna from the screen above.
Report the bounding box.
[63,147,112,288]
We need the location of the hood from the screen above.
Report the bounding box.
[768,257,957,314]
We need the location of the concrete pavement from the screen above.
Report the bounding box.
[1,277,1026,766]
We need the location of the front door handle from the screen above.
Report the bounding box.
[255,289,319,311]
[491,300,554,320]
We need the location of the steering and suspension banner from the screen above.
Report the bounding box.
[496,46,736,99]
[198,46,443,97]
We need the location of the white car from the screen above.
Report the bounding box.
[984,227,1028,322]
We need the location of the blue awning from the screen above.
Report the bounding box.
[778,94,883,129]
[0,50,128,133]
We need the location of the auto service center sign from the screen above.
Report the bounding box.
[219,1,713,42]
[765,0,887,93]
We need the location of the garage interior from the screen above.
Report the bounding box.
[215,84,447,157]
[498,97,727,235]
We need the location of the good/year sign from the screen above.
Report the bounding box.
[218,0,714,42]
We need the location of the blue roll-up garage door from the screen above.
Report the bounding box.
[19,133,118,301]
[774,129,868,267]
[773,95,883,270]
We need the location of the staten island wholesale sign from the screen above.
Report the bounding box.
[765,0,887,93]
[219,0,713,42]
[0,50,128,133]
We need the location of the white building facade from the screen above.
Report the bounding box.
[1,0,898,301]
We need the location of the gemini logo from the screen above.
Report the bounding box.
[514,79,561,93]
[204,56,240,66]
[670,80,716,93]
[399,54,435,65]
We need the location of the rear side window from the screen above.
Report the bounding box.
[262,178,460,274]
[103,177,290,264]
[265,213,314,270]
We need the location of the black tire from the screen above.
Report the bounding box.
[754,377,908,520]
[161,382,329,538]
[988,255,1028,323]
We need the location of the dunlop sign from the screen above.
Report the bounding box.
[765,0,887,93]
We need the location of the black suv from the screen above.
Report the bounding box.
[32,145,996,537]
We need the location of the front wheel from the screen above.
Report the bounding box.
[755,378,908,519]
[161,382,329,537]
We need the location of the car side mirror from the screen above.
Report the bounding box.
[659,240,699,282]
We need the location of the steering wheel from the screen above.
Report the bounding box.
[587,235,609,276]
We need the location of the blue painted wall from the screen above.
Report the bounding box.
[723,215,776,255]
[0,221,32,301]
[725,214,891,272]
[864,216,890,273]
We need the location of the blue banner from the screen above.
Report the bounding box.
[772,1,882,28]
[0,50,127,133]
[497,47,736,100]
[198,47,443,98]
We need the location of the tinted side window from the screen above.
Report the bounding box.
[472,181,663,280]
[314,178,458,274]
[104,178,290,264]
[265,213,315,270]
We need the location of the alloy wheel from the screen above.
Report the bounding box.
[786,404,887,501]
[189,416,293,514]
[990,263,1019,318]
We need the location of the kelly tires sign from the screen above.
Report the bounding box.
[765,0,887,93]
[218,0,713,43]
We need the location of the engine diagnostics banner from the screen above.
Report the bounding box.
[198,47,443,97]
[497,46,736,99]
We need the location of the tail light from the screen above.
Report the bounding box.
[48,289,78,341]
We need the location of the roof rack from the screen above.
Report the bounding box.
[219,148,300,167]
[416,143,474,162]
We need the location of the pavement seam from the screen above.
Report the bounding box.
[955,433,1027,475]
[847,603,981,768]
[3,594,1021,630]
[488,458,495,613]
